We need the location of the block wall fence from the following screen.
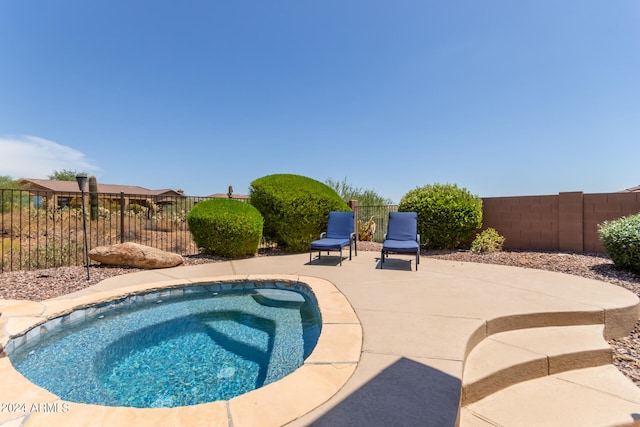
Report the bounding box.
[481,191,640,253]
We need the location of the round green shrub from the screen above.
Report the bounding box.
[187,198,263,258]
[249,174,350,252]
[471,228,505,253]
[598,213,640,274]
[398,183,482,250]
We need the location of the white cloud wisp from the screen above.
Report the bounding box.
[0,135,100,179]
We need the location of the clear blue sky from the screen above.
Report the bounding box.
[1,1,638,203]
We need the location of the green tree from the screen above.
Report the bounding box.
[325,177,393,205]
[48,169,86,181]
[0,176,27,213]
[0,176,23,189]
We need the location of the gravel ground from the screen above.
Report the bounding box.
[1,243,639,387]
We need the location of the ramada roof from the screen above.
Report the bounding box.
[20,178,184,196]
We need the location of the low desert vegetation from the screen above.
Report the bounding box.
[1,191,195,271]
[471,228,506,253]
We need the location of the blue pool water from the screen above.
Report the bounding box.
[9,285,321,408]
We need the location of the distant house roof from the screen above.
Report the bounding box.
[619,185,640,193]
[20,178,184,197]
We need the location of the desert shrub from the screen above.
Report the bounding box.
[358,216,376,241]
[146,214,184,232]
[97,206,111,219]
[598,213,640,274]
[127,203,145,214]
[101,198,121,213]
[1,239,21,270]
[471,228,505,253]
[249,174,350,252]
[398,183,482,250]
[187,198,263,258]
[1,238,19,253]
[29,242,83,269]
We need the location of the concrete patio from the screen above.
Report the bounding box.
[1,251,640,426]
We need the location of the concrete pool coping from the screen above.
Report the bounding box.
[0,273,361,427]
[1,251,640,426]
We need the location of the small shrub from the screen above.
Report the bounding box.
[29,242,83,269]
[398,183,482,250]
[127,203,145,214]
[187,198,263,258]
[471,228,505,253]
[599,213,640,274]
[146,215,183,232]
[1,238,20,254]
[249,174,350,252]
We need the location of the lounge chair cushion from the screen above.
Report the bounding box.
[324,212,354,240]
[310,238,352,250]
[385,212,418,242]
[382,239,419,253]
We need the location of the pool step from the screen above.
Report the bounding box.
[460,365,640,427]
[461,324,612,405]
[252,289,305,308]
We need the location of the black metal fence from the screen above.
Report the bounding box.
[1,188,398,273]
[0,189,208,272]
[353,204,398,243]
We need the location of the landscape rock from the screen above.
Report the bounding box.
[89,242,183,269]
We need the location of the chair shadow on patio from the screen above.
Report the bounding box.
[305,256,345,267]
[307,357,460,427]
[374,256,415,271]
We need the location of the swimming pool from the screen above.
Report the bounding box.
[8,283,321,408]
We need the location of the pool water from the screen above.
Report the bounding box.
[10,287,321,408]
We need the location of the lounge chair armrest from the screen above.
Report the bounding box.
[417,234,420,244]
[320,232,327,239]
[383,233,387,242]
[350,232,356,241]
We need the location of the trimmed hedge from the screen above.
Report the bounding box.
[187,198,263,258]
[399,183,482,249]
[598,213,640,274]
[249,174,350,252]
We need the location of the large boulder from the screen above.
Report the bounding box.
[89,242,183,269]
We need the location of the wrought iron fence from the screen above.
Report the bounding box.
[0,188,209,272]
[353,204,399,243]
[1,187,397,273]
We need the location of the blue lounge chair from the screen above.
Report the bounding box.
[381,212,420,270]
[310,211,357,266]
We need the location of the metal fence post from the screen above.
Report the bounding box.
[120,192,125,243]
[348,200,359,241]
